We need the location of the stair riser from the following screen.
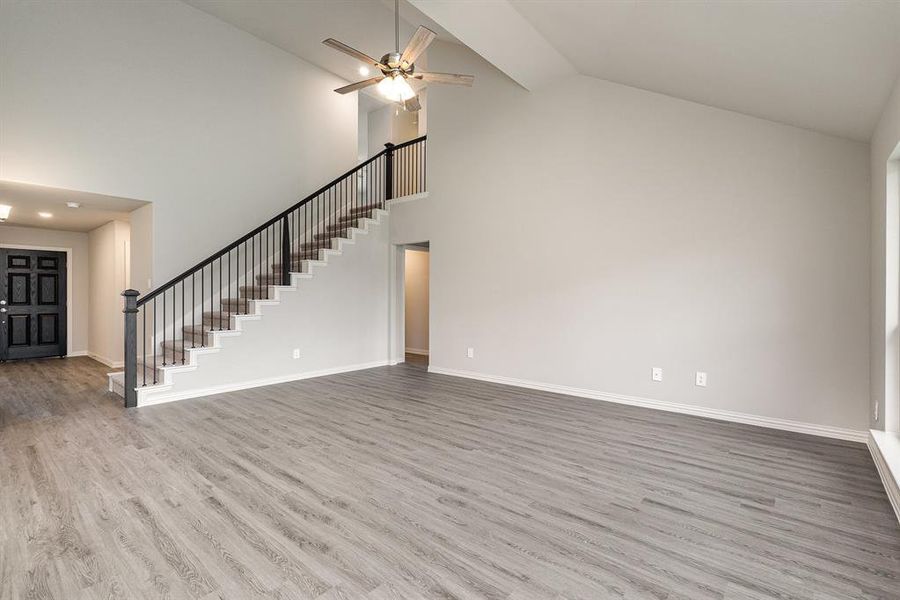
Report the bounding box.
[157,350,186,366]
[239,286,271,299]
[182,329,212,345]
[347,204,382,217]
[314,231,351,241]
[255,275,287,284]
[220,299,251,310]
[327,223,354,233]
[202,313,240,327]
[297,240,335,251]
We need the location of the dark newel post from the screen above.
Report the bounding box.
[122,289,139,408]
[281,215,290,284]
[384,142,395,202]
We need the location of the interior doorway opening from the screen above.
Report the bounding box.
[403,243,429,368]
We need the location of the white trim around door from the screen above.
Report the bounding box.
[0,243,75,356]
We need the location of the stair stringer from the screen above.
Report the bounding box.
[110,209,391,406]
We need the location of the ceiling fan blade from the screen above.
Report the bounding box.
[334,76,384,94]
[323,38,387,69]
[400,26,436,67]
[412,71,474,86]
[404,95,422,112]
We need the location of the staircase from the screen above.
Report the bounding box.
[109,137,426,407]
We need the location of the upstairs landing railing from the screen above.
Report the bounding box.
[121,136,426,407]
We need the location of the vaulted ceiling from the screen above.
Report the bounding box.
[184,0,900,142]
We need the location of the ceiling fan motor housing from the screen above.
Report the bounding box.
[381,52,414,76]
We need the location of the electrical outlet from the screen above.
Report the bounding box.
[695,371,707,387]
[292,349,300,359]
[652,367,663,382]
[466,347,474,359]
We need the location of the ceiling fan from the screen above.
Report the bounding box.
[322,0,474,112]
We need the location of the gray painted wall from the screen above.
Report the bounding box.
[88,220,130,367]
[392,42,871,432]
[870,75,900,432]
[0,0,358,288]
[137,217,391,404]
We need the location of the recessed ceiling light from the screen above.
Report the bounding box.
[38,212,53,218]
[66,202,81,208]
[359,66,370,76]
[0,204,10,222]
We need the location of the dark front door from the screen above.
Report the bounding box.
[0,249,67,361]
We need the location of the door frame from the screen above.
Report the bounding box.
[0,243,75,357]
[389,242,431,365]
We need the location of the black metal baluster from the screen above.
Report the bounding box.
[193,272,197,347]
[171,287,175,364]
[252,233,256,302]
[142,307,146,386]
[201,264,205,346]
[181,280,185,364]
[162,287,167,365]
[281,215,290,285]
[152,297,157,383]
[216,257,221,330]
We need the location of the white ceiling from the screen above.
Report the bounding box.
[185,0,457,108]
[509,0,900,141]
[0,180,146,232]
[409,0,575,91]
[182,0,900,142]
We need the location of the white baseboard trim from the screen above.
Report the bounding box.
[138,360,392,407]
[405,348,429,356]
[427,366,869,443]
[869,431,900,525]
[68,350,89,358]
[88,352,124,368]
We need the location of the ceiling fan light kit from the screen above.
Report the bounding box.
[322,0,473,111]
[377,73,416,102]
